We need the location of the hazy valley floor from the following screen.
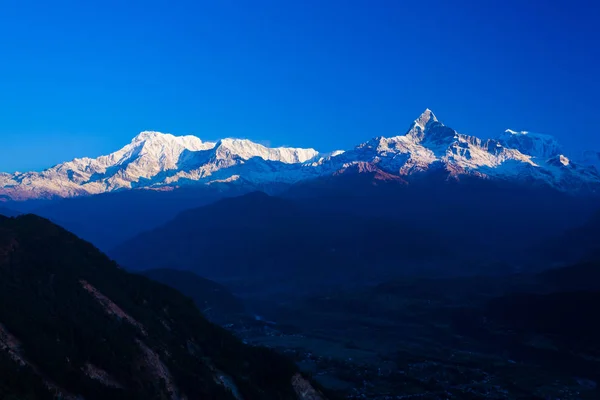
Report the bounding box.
[218,275,600,400]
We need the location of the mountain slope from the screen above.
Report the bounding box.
[536,209,600,265]
[30,184,251,251]
[0,214,325,399]
[0,207,19,217]
[285,169,599,265]
[139,269,246,324]
[111,192,457,293]
[2,110,600,202]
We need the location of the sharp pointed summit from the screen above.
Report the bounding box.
[405,109,443,142]
[1,111,599,201]
[415,108,438,129]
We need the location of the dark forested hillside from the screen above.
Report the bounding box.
[139,269,246,323]
[537,210,600,266]
[0,214,325,400]
[112,192,457,293]
[31,185,250,251]
[285,174,599,262]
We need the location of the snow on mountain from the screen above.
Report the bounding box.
[306,109,538,180]
[215,138,318,163]
[291,109,599,191]
[499,129,564,160]
[1,111,599,201]
[0,132,214,200]
[0,132,318,200]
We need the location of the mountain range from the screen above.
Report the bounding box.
[2,109,600,201]
[3,111,600,399]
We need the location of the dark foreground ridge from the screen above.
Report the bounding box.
[0,214,328,400]
[139,268,247,324]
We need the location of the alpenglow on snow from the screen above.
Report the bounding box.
[1,110,599,200]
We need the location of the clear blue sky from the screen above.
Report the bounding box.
[1,0,598,172]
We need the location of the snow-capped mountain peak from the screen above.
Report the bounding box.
[132,130,165,142]
[406,109,439,137]
[1,112,599,200]
[405,109,457,146]
[213,138,319,163]
[504,129,528,135]
[499,129,563,160]
[129,130,213,151]
[414,108,438,130]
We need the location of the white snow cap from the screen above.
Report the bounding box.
[214,138,319,163]
[1,112,599,200]
[504,129,529,135]
[132,131,164,141]
[414,109,438,129]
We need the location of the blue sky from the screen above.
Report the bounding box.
[0,0,598,172]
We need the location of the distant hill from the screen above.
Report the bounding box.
[140,269,246,323]
[285,172,598,263]
[31,185,249,251]
[111,192,456,293]
[0,206,20,217]
[535,210,600,266]
[0,214,326,399]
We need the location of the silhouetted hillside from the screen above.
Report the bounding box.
[32,185,250,251]
[0,214,325,399]
[140,269,246,323]
[537,210,600,266]
[112,192,456,292]
[285,174,598,263]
